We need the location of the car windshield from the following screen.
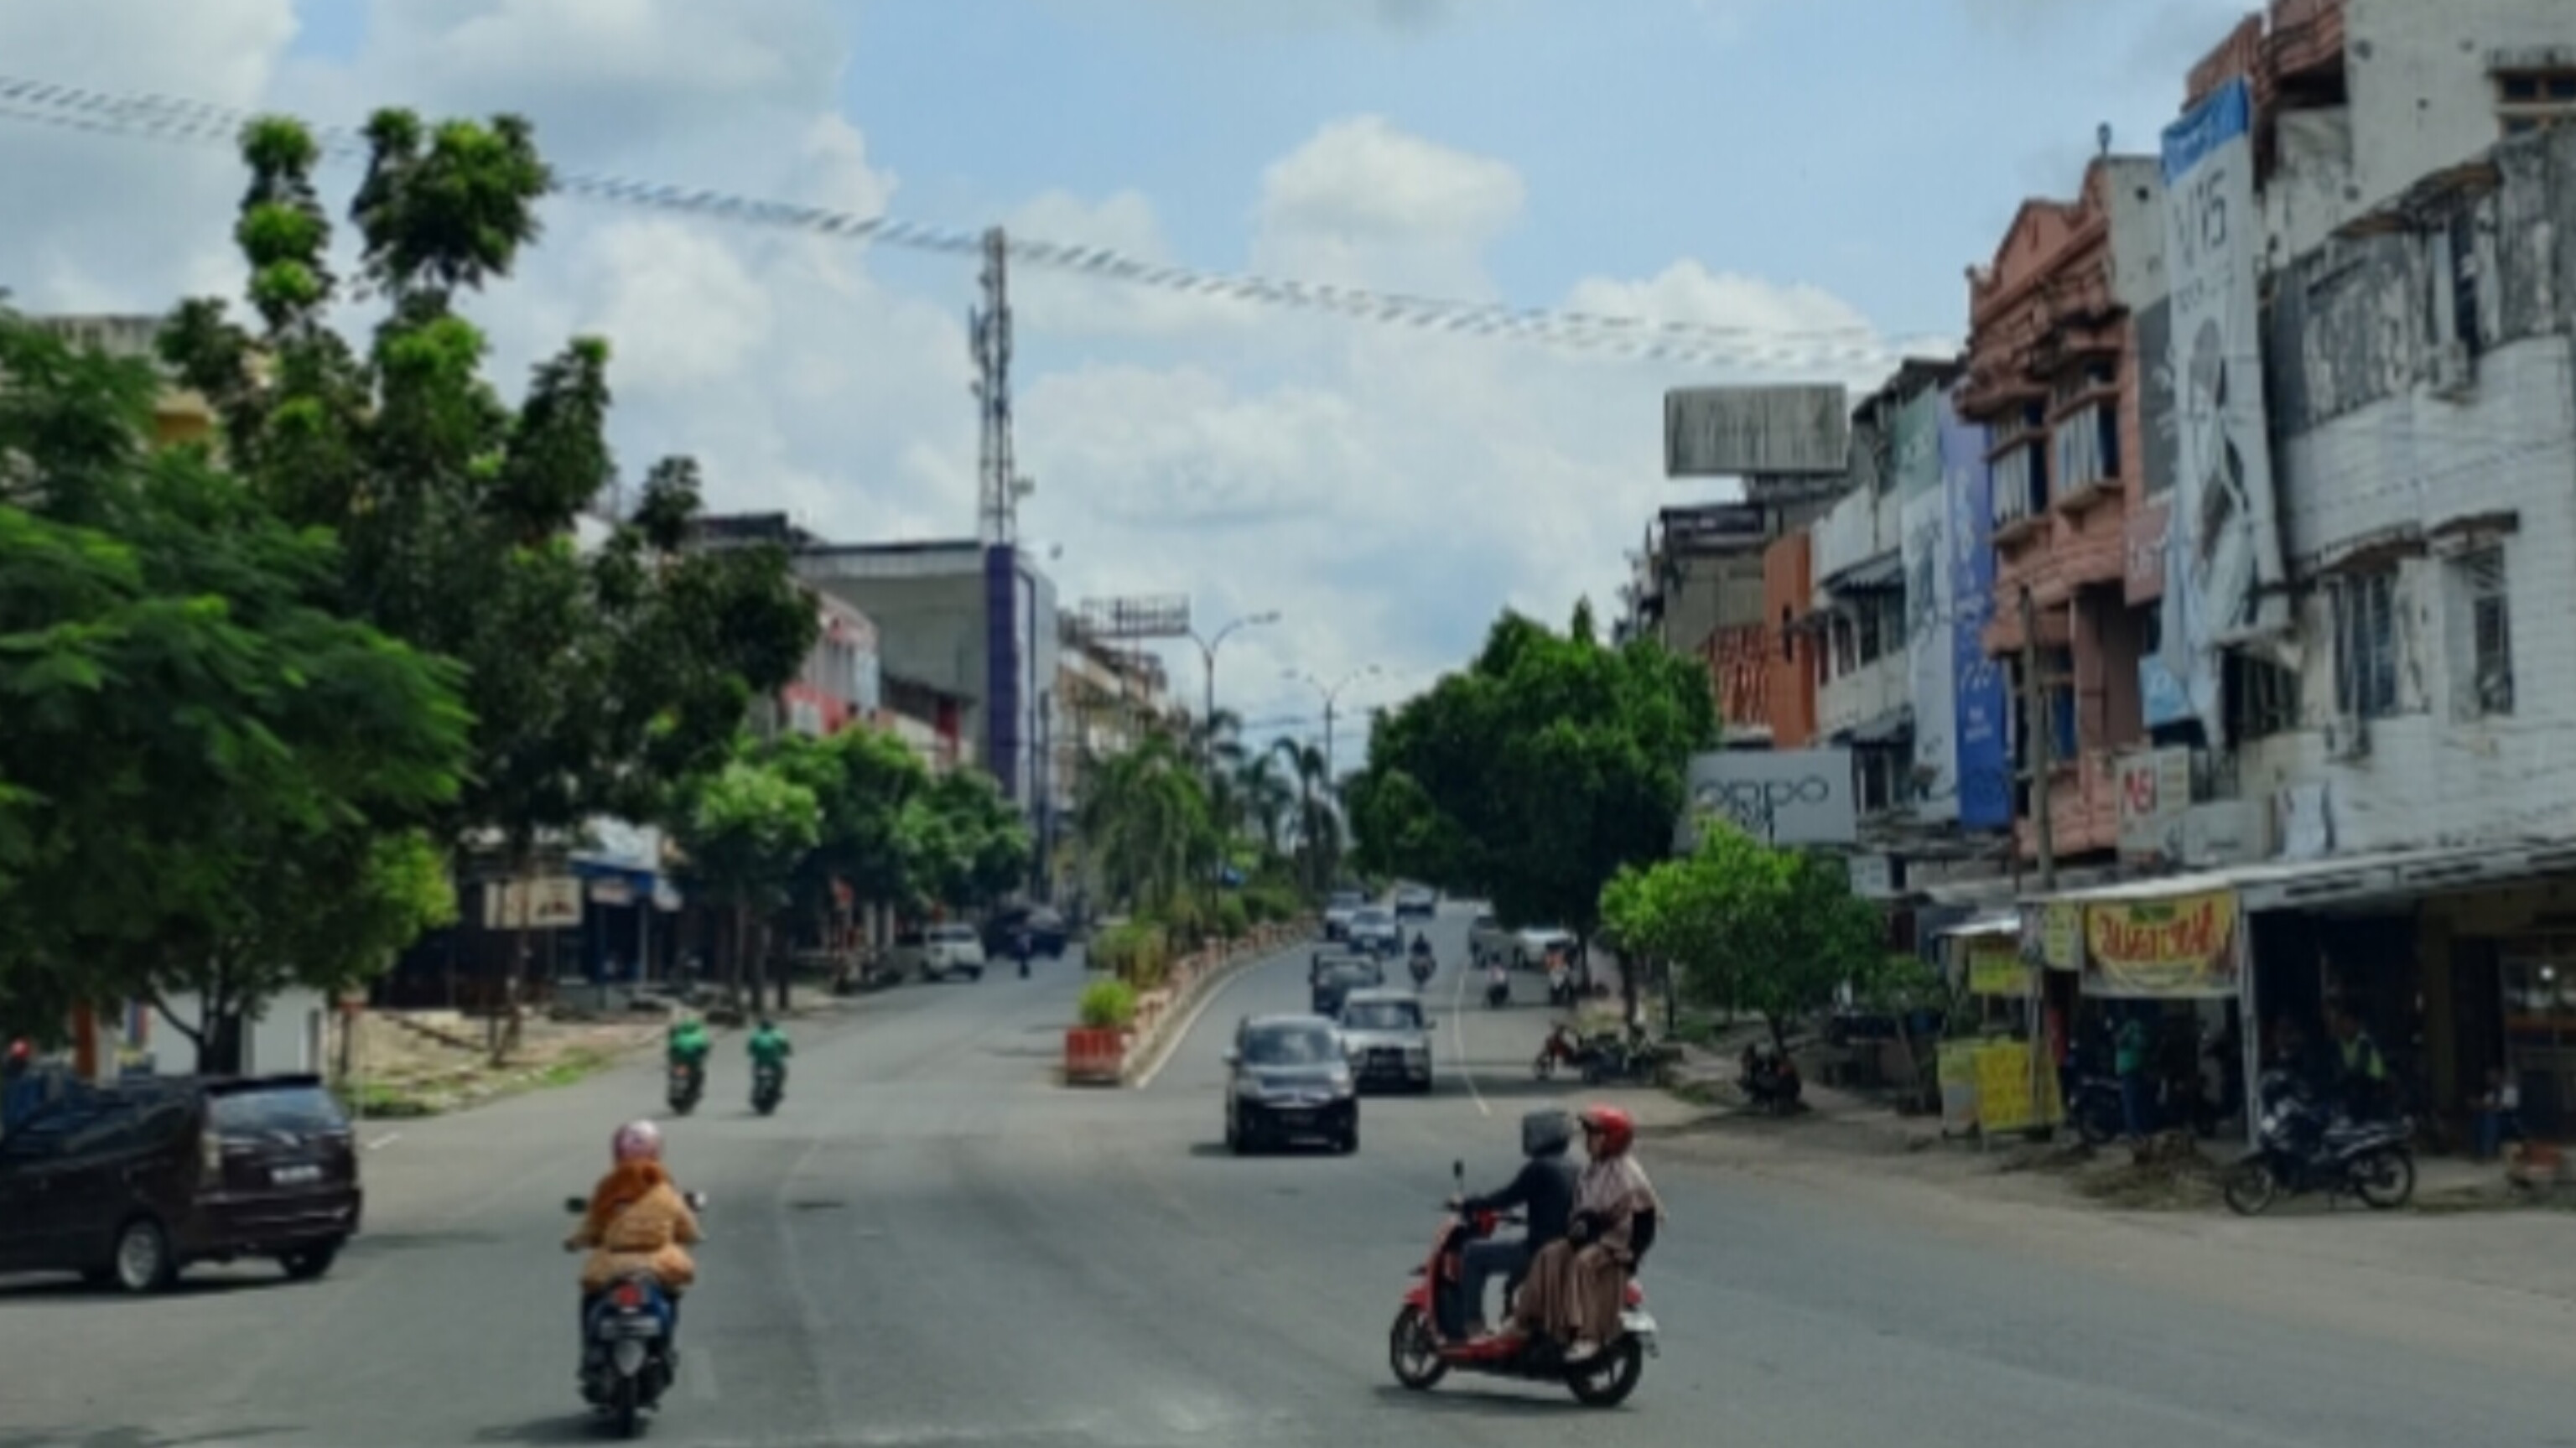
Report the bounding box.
[1244,1027,1338,1066]
[1327,965,1381,986]
[1354,909,1392,926]
[209,1085,346,1137]
[1330,892,1363,907]
[1342,1000,1421,1031]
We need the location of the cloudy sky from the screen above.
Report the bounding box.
[2,0,2246,762]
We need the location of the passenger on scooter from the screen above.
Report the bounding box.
[1455,1109,1579,1340]
[565,1121,703,1377]
[1509,1105,1663,1359]
[1411,932,1432,959]
[746,1016,792,1086]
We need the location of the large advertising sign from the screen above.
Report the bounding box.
[1665,385,1851,476]
[2160,77,2291,742]
[1943,389,2011,829]
[2080,890,2243,999]
[1678,748,1857,849]
[1900,389,1958,823]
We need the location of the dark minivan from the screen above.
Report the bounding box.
[0,1074,361,1292]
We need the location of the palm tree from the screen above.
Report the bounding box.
[1074,732,1220,914]
[1235,751,1295,862]
[1271,736,1339,894]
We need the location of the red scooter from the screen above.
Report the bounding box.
[1386,1160,1656,1408]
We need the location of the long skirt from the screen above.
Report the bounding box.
[1512,1238,1628,1344]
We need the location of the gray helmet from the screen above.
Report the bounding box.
[1521,1108,1574,1158]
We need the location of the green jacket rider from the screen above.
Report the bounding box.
[667,1016,712,1067]
[747,1019,792,1074]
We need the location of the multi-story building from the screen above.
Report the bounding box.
[1618,502,1779,737]
[1959,148,2170,869]
[756,591,883,741]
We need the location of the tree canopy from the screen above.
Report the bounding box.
[0,310,471,1064]
[1599,823,1890,1050]
[161,108,816,855]
[1347,605,1717,939]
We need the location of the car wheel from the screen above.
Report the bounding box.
[112,1216,178,1294]
[1337,1124,1359,1155]
[280,1242,342,1281]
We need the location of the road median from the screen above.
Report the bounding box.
[1061,916,1315,1087]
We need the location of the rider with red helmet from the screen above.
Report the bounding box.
[1505,1104,1663,1358]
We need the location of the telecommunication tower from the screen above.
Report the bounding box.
[969,226,1019,544]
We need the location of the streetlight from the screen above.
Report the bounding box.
[1189,610,1280,768]
[1284,665,1383,775]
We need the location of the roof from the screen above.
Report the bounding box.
[1932,911,2020,940]
[2028,840,2573,914]
[1245,1013,1337,1031]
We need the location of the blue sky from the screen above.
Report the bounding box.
[3,0,2246,756]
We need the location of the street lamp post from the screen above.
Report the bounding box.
[1285,665,1384,776]
[1190,610,1280,771]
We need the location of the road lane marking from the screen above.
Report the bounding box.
[1130,940,1299,1091]
[1450,952,1489,1118]
[365,1133,402,1151]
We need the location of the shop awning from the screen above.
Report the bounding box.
[1932,911,2019,940]
[1836,706,1913,748]
[1820,553,1903,594]
[2024,840,2571,914]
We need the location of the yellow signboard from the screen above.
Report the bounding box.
[2038,901,2082,971]
[2081,890,2241,998]
[1972,1040,2061,1133]
[1966,940,2028,997]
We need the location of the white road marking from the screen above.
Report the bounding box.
[1450,954,1489,1118]
[365,1133,402,1151]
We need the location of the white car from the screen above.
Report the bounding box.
[1323,890,1368,942]
[918,922,987,982]
[1513,927,1575,971]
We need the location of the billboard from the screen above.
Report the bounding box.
[1659,501,1770,549]
[1944,389,2012,830]
[1665,385,1851,477]
[1898,389,1956,823]
[2160,76,2290,743]
[1678,748,1857,849]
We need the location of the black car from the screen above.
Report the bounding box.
[0,1074,361,1292]
[983,906,1069,959]
[1223,1015,1358,1154]
[1311,958,1385,1017]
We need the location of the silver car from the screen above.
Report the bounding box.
[1337,988,1433,1093]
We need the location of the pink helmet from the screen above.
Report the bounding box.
[611,1119,664,1164]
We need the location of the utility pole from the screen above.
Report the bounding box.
[1190,611,1280,772]
[970,226,1017,545]
[2018,585,2059,890]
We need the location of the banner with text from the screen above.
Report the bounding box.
[2080,889,2241,999]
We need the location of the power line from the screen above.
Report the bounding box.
[0,75,1945,374]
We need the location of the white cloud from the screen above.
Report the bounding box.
[1,5,1914,774]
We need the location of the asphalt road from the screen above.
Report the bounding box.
[2,906,2569,1448]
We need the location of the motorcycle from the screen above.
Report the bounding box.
[750,1061,784,1116]
[665,1059,704,1118]
[1484,967,1511,1009]
[1387,1160,1655,1408]
[1409,950,1436,989]
[564,1191,709,1438]
[1532,1023,1590,1081]
[1737,1049,1802,1114]
[2223,1069,2416,1217]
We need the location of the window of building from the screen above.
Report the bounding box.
[2497,68,2576,136]
[2222,651,2298,741]
[2449,546,2514,719]
[1831,615,1857,677]
[1856,600,1883,665]
[2051,401,2121,497]
[2330,568,2402,720]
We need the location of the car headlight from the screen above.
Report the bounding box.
[1235,1079,1266,1100]
[1331,1073,1355,1098]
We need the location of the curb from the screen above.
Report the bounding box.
[1119,921,1315,1087]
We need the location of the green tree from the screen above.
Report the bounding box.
[902,768,1032,914]
[771,725,931,962]
[0,312,471,1067]
[1599,823,1887,1053]
[1075,733,1217,916]
[160,111,816,860]
[672,750,820,1011]
[1348,605,1717,1005]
